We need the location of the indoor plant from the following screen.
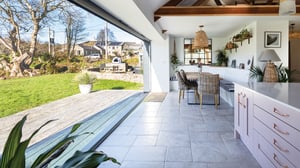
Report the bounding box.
[74,72,97,94]
[215,49,228,66]
[0,115,120,168]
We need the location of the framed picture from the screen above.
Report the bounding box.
[231,59,236,68]
[264,31,281,48]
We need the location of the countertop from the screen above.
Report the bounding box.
[235,82,300,111]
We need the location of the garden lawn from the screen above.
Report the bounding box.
[0,73,143,118]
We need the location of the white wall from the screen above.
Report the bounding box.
[256,20,289,67]
[151,36,170,92]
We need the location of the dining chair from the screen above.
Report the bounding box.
[176,71,198,103]
[198,73,220,109]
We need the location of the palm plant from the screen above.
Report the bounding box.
[0,115,120,168]
[249,65,264,82]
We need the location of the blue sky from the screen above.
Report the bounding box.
[37,12,141,44]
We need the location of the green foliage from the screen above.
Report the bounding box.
[249,66,264,82]
[170,53,179,65]
[0,116,120,168]
[124,56,139,66]
[276,63,289,82]
[74,72,97,84]
[0,73,142,118]
[215,49,228,66]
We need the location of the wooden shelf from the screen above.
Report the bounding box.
[233,35,252,46]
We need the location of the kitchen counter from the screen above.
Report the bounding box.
[235,82,300,111]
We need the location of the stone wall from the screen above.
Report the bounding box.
[92,72,143,84]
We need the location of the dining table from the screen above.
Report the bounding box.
[185,72,221,105]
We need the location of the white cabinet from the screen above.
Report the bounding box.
[253,93,300,168]
[234,84,253,153]
[234,83,300,168]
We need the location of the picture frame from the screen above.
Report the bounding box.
[231,59,236,68]
[264,31,281,48]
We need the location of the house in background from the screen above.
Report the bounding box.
[96,41,123,56]
[74,41,104,57]
[74,41,142,58]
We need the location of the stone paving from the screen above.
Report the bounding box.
[0,90,141,153]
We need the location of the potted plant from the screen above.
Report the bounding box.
[216,49,228,66]
[74,72,97,94]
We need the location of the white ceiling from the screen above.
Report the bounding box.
[92,0,300,40]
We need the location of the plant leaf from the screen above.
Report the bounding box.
[56,150,120,168]
[0,115,27,168]
[69,123,82,136]
[31,124,89,168]
[8,119,55,168]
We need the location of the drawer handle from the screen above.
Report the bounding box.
[273,108,290,117]
[273,153,289,168]
[273,124,289,135]
[273,139,289,153]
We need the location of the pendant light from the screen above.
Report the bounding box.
[193,25,208,50]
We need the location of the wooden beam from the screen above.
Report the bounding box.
[193,0,207,6]
[154,5,300,16]
[164,0,184,6]
[215,0,223,5]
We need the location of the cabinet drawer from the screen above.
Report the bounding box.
[254,105,300,151]
[254,118,300,166]
[254,130,296,168]
[254,93,300,131]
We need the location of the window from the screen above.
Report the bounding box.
[184,38,212,65]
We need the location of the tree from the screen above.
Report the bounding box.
[61,6,88,60]
[96,26,116,43]
[0,0,68,77]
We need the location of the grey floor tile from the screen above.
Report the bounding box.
[124,146,166,161]
[160,122,188,133]
[165,162,208,168]
[97,146,129,163]
[191,142,229,163]
[137,116,163,124]
[156,131,190,147]
[132,135,157,146]
[190,132,223,143]
[96,92,260,168]
[101,134,136,147]
[129,123,161,135]
[208,161,261,168]
[120,161,164,168]
[112,126,133,135]
[166,147,192,162]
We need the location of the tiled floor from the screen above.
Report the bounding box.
[97,92,260,168]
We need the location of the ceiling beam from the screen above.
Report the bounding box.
[215,0,223,5]
[193,0,207,6]
[154,5,300,17]
[163,0,184,6]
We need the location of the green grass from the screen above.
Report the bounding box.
[0,73,143,118]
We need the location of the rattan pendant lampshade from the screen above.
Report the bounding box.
[193,25,208,50]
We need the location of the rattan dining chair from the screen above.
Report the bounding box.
[176,71,198,103]
[198,73,220,109]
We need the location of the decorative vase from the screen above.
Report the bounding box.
[79,84,93,94]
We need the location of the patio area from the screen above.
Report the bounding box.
[97,92,260,168]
